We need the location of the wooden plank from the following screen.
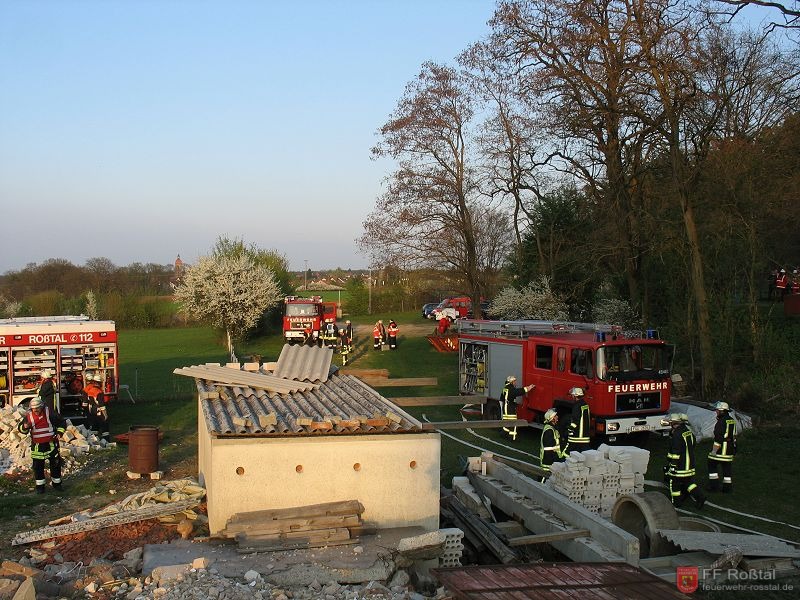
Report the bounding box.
[237,538,358,553]
[225,500,364,528]
[422,419,529,430]
[225,514,361,536]
[360,377,438,387]
[236,527,351,543]
[391,396,486,407]
[508,529,591,547]
[339,368,390,378]
[443,496,519,564]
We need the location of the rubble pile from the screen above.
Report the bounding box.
[547,444,649,518]
[0,404,115,476]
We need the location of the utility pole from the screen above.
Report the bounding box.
[304,260,308,291]
[368,267,372,315]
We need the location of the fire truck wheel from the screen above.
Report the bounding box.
[485,400,501,421]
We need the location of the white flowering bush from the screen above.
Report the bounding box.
[490,276,569,321]
[174,253,282,360]
[592,298,642,331]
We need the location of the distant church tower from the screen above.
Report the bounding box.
[174,254,184,273]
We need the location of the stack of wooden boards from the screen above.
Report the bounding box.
[219,500,368,552]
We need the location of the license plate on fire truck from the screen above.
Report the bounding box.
[629,425,651,432]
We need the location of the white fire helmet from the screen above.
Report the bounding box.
[714,401,729,411]
[41,369,53,379]
[569,387,584,397]
[668,413,683,424]
[506,375,516,383]
[30,397,44,409]
[544,408,558,423]
[93,374,103,382]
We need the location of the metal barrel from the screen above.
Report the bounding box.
[128,425,159,474]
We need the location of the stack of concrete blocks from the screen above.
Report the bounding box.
[548,452,588,504]
[439,528,465,567]
[548,445,650,518]
[0,405,114,476]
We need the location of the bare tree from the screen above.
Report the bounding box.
[362,62,511,310]
[716,0,799,29]
[489,0,656,309]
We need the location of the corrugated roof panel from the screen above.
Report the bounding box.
[174,365,317,394]
[198,374,424,437]
[273,344,333,382]
[656,530,800,558]
[432,563,687,600]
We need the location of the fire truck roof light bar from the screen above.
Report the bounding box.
[0,315,91,325]
[457,319,623,338]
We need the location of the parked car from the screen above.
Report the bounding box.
[421,302,439,319]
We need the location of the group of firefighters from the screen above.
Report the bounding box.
[770,267,800,299]
[16,369,111,494]
[372,319,400,350]
[502,377,738,508]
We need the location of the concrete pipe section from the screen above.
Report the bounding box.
[611,492,680,558]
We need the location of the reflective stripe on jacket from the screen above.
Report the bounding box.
[667,425,697,477]
[568,402,590,444]
[708,414,737,462]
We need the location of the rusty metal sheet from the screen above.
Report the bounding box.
[432,563,687,600]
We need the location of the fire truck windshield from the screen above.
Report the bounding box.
[597,344,670,381]
[285,304,320,317]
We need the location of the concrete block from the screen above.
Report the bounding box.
[151,564,190,583]
[126,471,142,479]
[149,471,163,480]
[589,464,608,476]
[581,449,603,466]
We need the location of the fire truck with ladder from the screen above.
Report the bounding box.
[0,316,118,420]
[282,296,338,345]
[457,319,673,443]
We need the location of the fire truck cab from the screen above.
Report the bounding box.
[457,319,673,442]
[0,316,118,419]
[282,296,337,345]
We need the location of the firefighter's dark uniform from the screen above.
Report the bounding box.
[339,330,351,365]
[708,410,737,493]
[500,380,530,441]
[83,381,109,437]
[18,406,66,493]
[666,422,705,508]
[565,398,591,453]
[539,422,564,482]
[38,377,57,414]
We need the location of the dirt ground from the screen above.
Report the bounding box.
[0,447,199,565]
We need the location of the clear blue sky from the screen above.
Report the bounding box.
[0,1,777,275]
[0,0,496,273]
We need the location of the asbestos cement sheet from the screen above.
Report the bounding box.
[656,530,800,558]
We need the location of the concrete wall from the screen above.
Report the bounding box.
[202,433,441,535]
[197,401,212,488]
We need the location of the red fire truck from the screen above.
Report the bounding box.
[457,319,673,443]
[0,316,118,417]
[282,296,338,345]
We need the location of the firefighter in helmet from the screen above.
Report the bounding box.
[539,408,566,482]
[663,413,705,508]
[500,375,535,441]
[37,368,58,414]
[17,397,66,493]
[83,374,109,438]
[708,401,737,493]
[372,320,386,350]
[339,326,351,366]
[387,320,399,349]
[564,387,590,454]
